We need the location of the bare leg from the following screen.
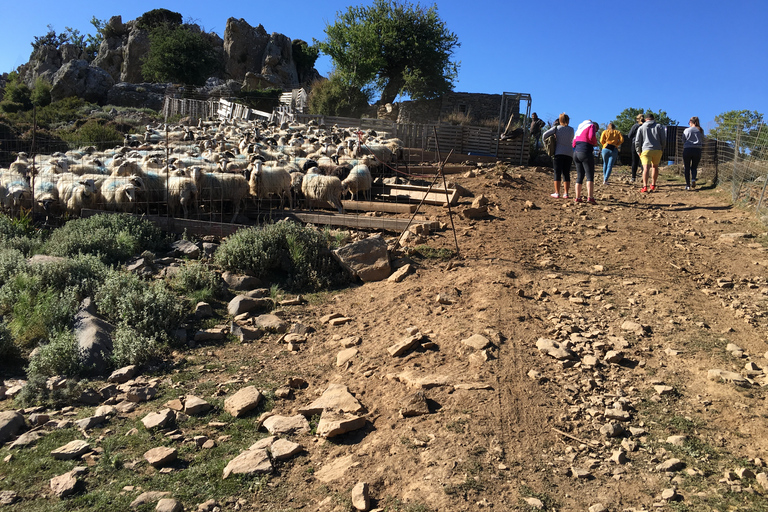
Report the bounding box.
[553,181,560,196]
[642,163,650,188]
[563,181,570,197]
[575,182,582,200]
[651,164,659,187]
[586,180,594,199]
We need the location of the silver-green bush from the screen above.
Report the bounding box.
[213,221,347,291]
[44,213,167,264]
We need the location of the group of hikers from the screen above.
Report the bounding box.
[525,112,706,204]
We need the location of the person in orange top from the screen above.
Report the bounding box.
[599,122,624,184]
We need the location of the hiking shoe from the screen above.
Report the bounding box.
[562,193,569,199]
[650,185,656,192]
[691,180,696,188]
[685,186,691,191]
[574,197,583,203]
[550,193,560,198]
[587,197,597,205]
[640,186,648,193]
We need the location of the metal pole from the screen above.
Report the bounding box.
[433,126,460,258]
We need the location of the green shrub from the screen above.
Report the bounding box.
[26,329,83,378]
[3,283,78,348]
[15,372,82,408]
[58,119,124,151]
[31,78,52,108]
[170,261,224,304]
[213,221,348,291]
[0,248,27,287]
[44,214,166,264]
[110,324,166,367]
[0,209,44,256]
[29,253,108,298]
[136,8,183,30]
[0,254,107,349]
[142,25,221,85]
[308,74,372,117]
[96,269,185,348]
[0,322,18,359]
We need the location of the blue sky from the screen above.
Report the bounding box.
[2,0,767,132]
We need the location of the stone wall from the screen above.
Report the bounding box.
[394,92,519,125]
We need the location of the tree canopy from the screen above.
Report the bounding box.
[709,110,767,156]
[612,107,677,134]
[142,24,221,86]
[31,18,107,62]
[316,0,460,105]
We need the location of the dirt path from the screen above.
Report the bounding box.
[275,163,768,511]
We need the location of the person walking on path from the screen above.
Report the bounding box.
[599,122,624,184]
[634,113,667,193]
[572,120,599,204]
[542,113,575,199]
[627,114,644,182]
[682,116,706,190]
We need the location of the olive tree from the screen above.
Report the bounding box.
[612,107,677,134]
[316,0,460,104]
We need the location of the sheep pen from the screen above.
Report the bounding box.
[0,116,415,231]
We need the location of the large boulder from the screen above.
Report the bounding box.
[92,17,128,82]
[223,18,270,81]
[0,411,25,444]
[106,82,166,110]
[121,27,150,83]
[50,60,114,104]
[333,235,392,282]
[73,298,114,372]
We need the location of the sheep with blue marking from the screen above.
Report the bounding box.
[301,168,344,214]
[0,171,31,214]
[341,163,373,201]
[101,175,144,213]
[56,173,98,216]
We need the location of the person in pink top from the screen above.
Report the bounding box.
[572,120,599,204]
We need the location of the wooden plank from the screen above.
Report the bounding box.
[395,164,472,175]
[289,212,421,231]
[341,200,416,213]
[378,184,458,205]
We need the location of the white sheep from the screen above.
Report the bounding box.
[0,171,32,214]
[248,160,292,210]
[9,153,29,176]
[341,164,373,201]
[101,175,144,213]
[190,167,248,223]
[168,174,198,219]
[34,177,60,218]
[56,173,97,216]
[301,169,344,214]
[111,159,143,177]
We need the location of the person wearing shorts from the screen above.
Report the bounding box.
[634,113,667,193]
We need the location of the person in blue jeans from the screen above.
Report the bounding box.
[599,122,624,184]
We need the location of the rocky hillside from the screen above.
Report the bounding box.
[2,164,768,511]
[13,15,320,108]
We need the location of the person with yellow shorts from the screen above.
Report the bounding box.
[633,113,667,193]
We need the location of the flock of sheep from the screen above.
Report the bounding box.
[0,118,403,223]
